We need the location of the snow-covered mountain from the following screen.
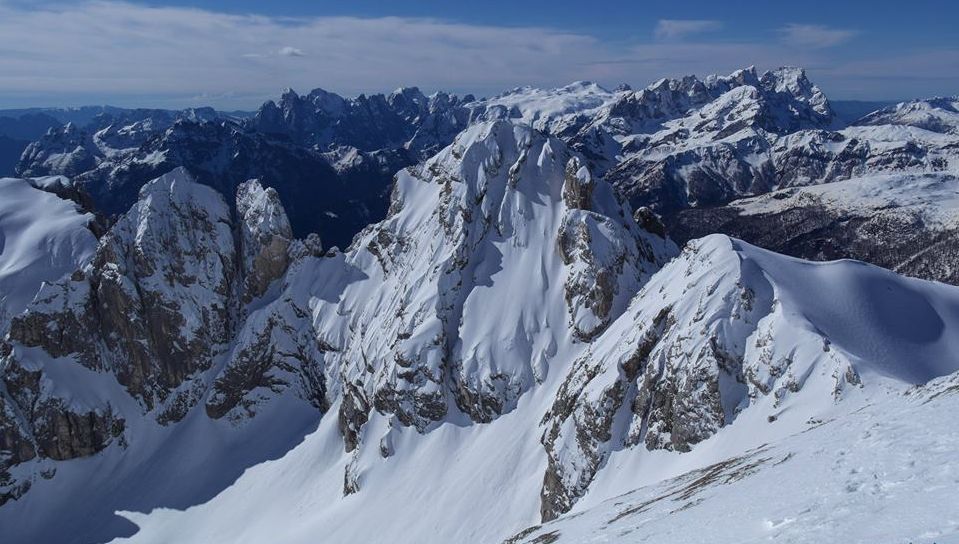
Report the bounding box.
[569,68,956,218]
[511,370,959,544]
[673,172,959,284]
[14,68,959,272]
[446,68,958,226]
[14,88,475,248]
[855,96,959,134]
[253,86,474,160]
[472,69,959,284]
[2,116,959,543]
[16,108,222,178]
[4,66,959,543]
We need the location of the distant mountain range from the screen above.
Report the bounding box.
[9,67,957,278]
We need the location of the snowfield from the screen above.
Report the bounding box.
[512,373,959,544]
[0,177,97,332]
[731,172,959,228]
[77,236,959,544]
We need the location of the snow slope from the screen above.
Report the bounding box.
[469,81,620,135]
[510,372,959,544]
[856,96,959,134]
[731,172,959,227]
[4,119,959,544]
[99,235,959,544]
[0,121,673,542]
[0,176,97,332]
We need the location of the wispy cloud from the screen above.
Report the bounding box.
[654,19,723,41]
[278,46,305,57]
[0,1,953,108]
[780,24,859,49]
[0,1,608,107]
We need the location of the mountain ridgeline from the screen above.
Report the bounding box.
[13,67,959,281]
[1,68,959,543]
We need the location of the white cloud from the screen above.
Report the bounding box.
[654,19,723,41]
[0,1,610,107]
[278,46,305,57]
[0,1,953,107]
[780,24,858,49]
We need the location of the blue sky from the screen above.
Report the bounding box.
[0,0,956,109]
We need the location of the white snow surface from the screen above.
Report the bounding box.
[98,234,959,544]
[471,81,620,134]
[0,177,97,332]
[857,96,959,134]
[513,373,959,544]
[732,172,959,228]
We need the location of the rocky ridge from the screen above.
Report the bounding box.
[0,167,322,504]
[15,69,959,275]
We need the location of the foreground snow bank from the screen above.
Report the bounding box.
[511,372,959,544]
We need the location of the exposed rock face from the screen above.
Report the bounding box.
[557,157,656,341]
[254,86,474,160]
[201,181,325,421]
[0,340,127,506]
[316,120,674,447]
[9,168,237,414]
[539,235,863,521]
[561,157,594,210]
[2,360,125,461]
[237,179,294,302]
[0,167,328,500]
[204,238,328,422]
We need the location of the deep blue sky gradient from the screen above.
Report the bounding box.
[126,0,959,47]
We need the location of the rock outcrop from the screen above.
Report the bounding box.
[0,167,327,501]
[316,120,673,448]
[539,235,865,520]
